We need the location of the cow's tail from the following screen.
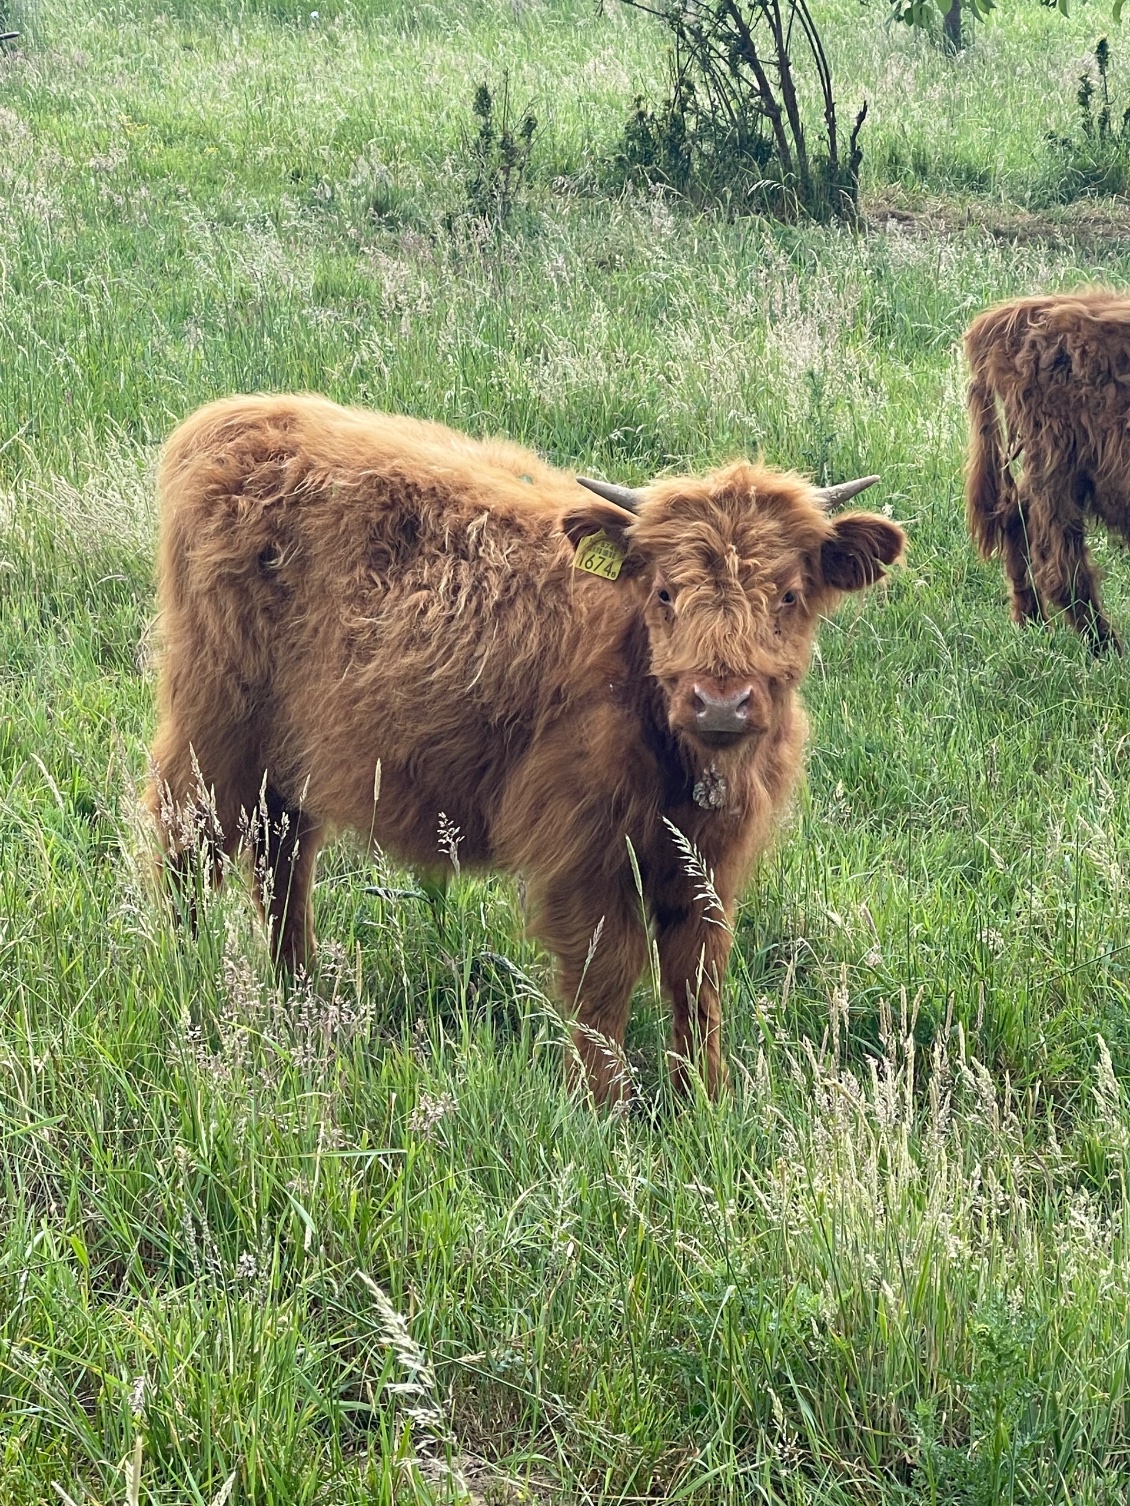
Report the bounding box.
[149,400,285,802]
[963,313,1015,559]
[154,397,284,689]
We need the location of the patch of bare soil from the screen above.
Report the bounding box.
[867,199,1130,251]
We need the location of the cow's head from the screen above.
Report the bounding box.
[562,462,904,759]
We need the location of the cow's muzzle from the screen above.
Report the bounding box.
[688,682,768,745]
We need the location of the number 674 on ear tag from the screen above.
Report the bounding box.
[573,530,625,580]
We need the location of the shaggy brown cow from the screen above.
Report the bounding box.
[966,288,1130,652]
[148,394,903,1103]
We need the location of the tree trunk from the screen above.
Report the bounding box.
[942,0,963,54]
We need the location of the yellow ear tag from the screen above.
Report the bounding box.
[573,530,625,581]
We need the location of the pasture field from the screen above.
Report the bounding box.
[7,0,1130,1500]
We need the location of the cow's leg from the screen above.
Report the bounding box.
[532,882,648,1106]
[147,726,256,926]
[655,905,734,1099]
[1029,484,1120,652]
[999,491,1044,627]
[246,786,324,973]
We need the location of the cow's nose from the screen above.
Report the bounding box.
[691,684,754,735]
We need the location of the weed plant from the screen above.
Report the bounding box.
[463,75,538,231]
[6,0,1130,1501]
[1045,36,1130,202]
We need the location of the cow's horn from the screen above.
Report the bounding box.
[813,475,881,510]
[576,475,644,513]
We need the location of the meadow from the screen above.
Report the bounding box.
[5,0,1130,1499]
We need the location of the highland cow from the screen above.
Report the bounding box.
[966,288,1130,652]
[148,394,903,1102]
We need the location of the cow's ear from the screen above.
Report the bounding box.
[820,513,905,592]
[560,498,637,553]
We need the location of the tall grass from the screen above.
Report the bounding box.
[6,0,1130,1499]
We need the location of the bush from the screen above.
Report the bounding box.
[615,0,866,223]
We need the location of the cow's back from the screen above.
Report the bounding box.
[967,291,1130,490]
[153,393,629,862]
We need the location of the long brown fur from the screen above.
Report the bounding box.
[965,288,1130,651]
[148,394,904,1103]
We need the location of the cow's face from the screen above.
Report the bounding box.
[563,463,904,759]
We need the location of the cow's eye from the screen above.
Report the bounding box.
[657,587,673,605]
[781,589,797,606]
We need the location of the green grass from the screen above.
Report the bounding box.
[6,0,1130,1500]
